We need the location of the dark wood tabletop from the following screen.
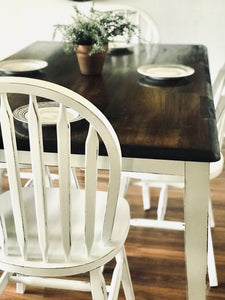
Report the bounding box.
[0,41,220,162]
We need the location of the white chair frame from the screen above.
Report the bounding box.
[92,1,160,45]
[0,77,134,299]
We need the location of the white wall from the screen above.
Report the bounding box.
[0,0,224,81]
[0,0,78,59]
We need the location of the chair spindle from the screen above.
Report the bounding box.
[57,104,71,261]
[28,95,48,262]
[0,93,27,259]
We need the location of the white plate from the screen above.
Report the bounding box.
[13,102,81,125]
[137,64,195,80]
[109,41,131,50]
[0,59,48,73]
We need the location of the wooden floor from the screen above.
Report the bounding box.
[1,150,225,299]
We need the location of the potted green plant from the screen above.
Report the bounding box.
[54,7,138,75]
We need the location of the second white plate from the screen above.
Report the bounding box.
[13,102,81,125]
[137,64,195,80]
[0,59,48,73]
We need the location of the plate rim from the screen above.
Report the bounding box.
[137,64,195,80]
[13,101,81,125]
[0,59,48,73]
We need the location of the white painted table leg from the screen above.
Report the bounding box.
[184,162,209,300]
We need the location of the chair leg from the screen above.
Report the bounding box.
[0,271,10,294]
[0,213,8,256]
[0,168,4,194]
[141,183,151,210]
[71,167,80,189]
[90,268,107,300]
[16,282,26,294]
[208,224,218,287]
[157,184,168,221]
[109,253,124,300]
[120,175,131,197]
[119,246,135,300]
[44,166,53,188]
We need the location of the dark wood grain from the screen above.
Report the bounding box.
[1,41,220,162]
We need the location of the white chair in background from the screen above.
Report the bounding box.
[213,63,225,108]
[0,77,134,299]
[92,1,160,46]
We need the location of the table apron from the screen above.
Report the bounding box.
[0,150,211,177]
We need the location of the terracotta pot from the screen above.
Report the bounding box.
[75,45,108,75]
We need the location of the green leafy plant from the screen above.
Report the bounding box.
[54,7,138,55]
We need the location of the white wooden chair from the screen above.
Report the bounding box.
[0,77,134,299]
[213,63,225,108]
[92,1,160,46]
[121,64,225,287]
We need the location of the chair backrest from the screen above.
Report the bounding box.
[213,63,225,107]
[0,77,122,262]
[214,63,225,149]
[92,1,160,45]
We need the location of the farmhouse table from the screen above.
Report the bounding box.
[0,41,220,300]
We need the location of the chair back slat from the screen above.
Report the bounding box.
[213,64,225,107]
[133,8,160,43]
[57,104,71,261]
[102,137,121,244]
[0,93,27,259]
[85,125,99,254]
[93,3,160,44]
[216,95,225,149]
[214,63,225,150]
[28,95,48,262]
